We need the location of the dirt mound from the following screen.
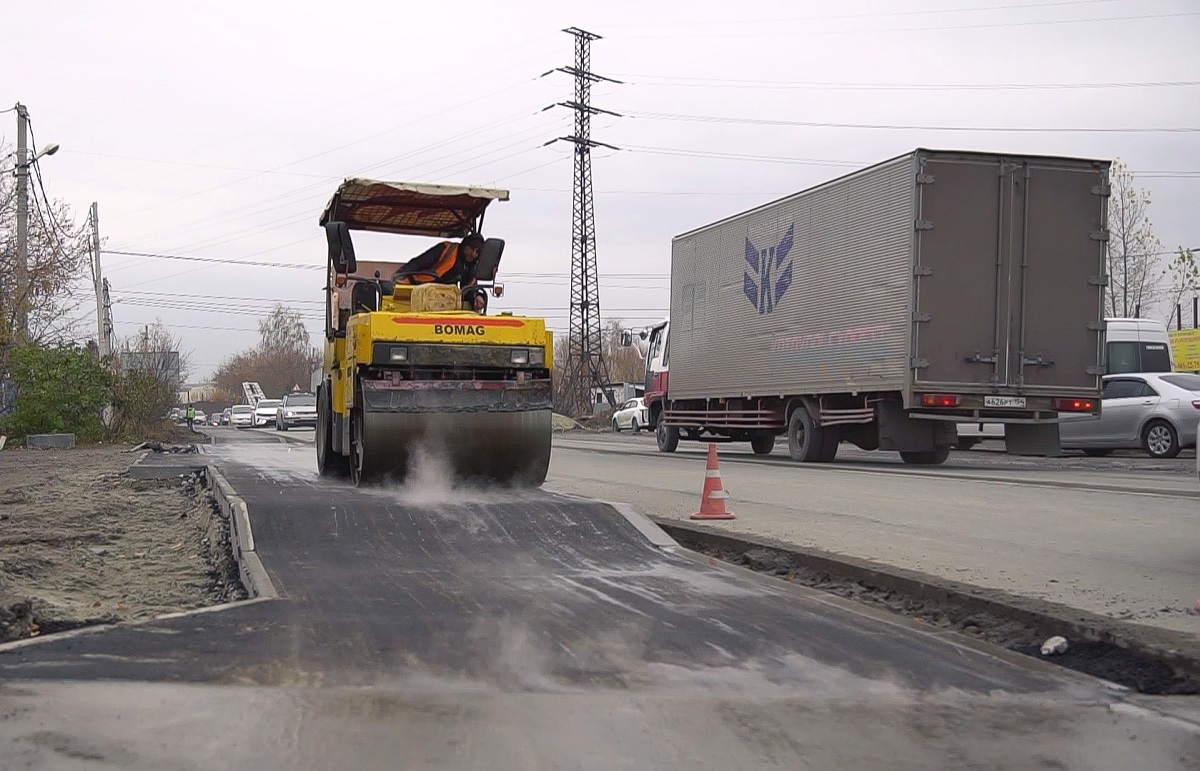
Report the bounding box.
[0,445,245,643]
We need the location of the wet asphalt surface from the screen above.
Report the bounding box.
[0,429,1197,769]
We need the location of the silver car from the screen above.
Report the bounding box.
[1060,372,1200,458]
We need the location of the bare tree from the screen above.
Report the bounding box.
[109,319,192,435]
[1106,160,1164,318]
[0,141,91,360]
[603,319,648,384]
[115,319,192,393]
[213,304,320,399]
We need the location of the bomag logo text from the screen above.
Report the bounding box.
[433,324,486,336]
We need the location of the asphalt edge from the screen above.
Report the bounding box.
[555,436,1200,500]
[652,518,1200,684]
[206,464,279,600]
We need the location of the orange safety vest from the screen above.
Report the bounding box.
[396,243,460,285]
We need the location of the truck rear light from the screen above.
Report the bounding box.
[1192,400,1200,410]
[919,393,960,408]
[1054,398,1095,412]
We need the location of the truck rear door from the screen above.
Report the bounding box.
[912,153,1107,394]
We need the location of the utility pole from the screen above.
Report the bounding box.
[90,202,112,360]
[101,278,116,364]
[548,27,621,418]
[14,103,29,342]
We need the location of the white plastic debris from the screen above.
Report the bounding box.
[1040,635,1069,656]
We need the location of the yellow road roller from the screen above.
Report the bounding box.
[315,179,553,486]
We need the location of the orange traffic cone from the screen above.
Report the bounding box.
[691,443,736,520]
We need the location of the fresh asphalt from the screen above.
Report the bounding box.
[1,428,1197,769]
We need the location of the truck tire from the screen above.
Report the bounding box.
[899,446,951,465]
[750,432,775,455]
[656,421,679,453]
[787,407,825,463]
[316,383,350,479]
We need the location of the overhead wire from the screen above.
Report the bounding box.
[618,76,1200,92]
[601,0,1129,28]
[623,111,1199,134]
[613,9,1199,38]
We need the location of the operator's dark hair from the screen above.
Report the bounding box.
[461,233,485,250]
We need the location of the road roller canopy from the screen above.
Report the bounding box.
[319,179,510,237]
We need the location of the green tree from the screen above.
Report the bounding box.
[2,344,112,441]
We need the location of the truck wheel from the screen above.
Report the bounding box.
[1142,420,1180,459]
[899,446,951,465]
[750,433,775,455]
[787,407,825,462]
[316,383,350,479]
[656,422,679,453]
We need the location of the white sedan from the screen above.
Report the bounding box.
[611,397,649,433]
[253,399,282,427]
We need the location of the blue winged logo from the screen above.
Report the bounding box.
[743,224,795,314]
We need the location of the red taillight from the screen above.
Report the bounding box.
[920,393,960,408]
[1054,398,1096,412]
[1192,400,1200,410]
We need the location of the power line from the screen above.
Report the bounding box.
[602,0,1127,27]
[620,76,1200,92]
[103,248,670,278]
[626,110,1200,133]
[615,9,1198,38]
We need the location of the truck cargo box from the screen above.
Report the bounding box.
[669,149,1110,408]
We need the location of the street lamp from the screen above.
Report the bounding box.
[13,102,60,342]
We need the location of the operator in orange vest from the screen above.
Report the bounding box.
[393,233,485,289]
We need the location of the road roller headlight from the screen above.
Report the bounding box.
[389,346,409,362]
[510,348,530,365]
[529,348,544,366]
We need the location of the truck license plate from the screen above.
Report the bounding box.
[984,396,1026,408]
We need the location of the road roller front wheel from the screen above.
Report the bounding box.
[316,383,350,479]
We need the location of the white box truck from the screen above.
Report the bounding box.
[636,149,1112,464]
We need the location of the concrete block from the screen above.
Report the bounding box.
[26,433,75,449]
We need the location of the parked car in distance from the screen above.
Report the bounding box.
[276,392,317,431]
[957,317,1176,450]
[612,397,649,433]
[230,405,254,428]
[192,411,207,425]
[253,399,282,427]
[1060,372,1200,459]
[221,408,232,425]
[209,415,221,426]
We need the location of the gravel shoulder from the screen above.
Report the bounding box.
[0,444,245,643]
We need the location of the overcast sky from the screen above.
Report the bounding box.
[5,0,1198,381]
